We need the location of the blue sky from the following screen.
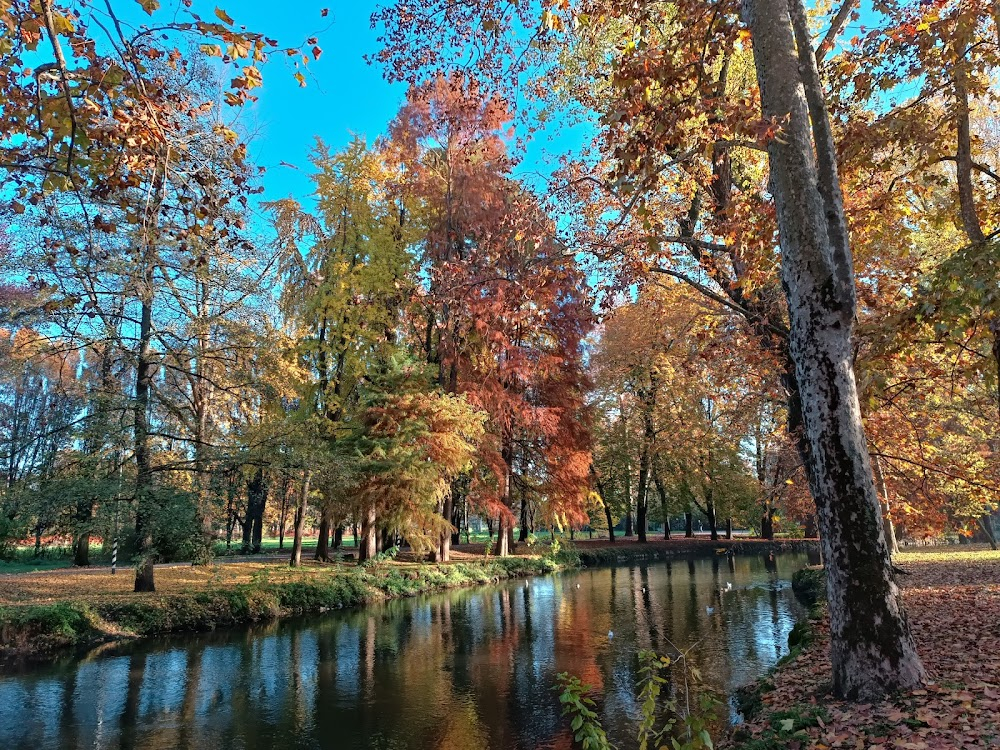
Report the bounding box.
[222,2,408,204]
[201,1,590,208]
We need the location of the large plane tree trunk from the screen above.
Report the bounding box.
[743,0,924,700]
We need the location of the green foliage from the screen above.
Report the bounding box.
[0,515,23,561]
[557,648,720,750]
[731,704,832,750]
[147,487,203,563]
[360,545,400,569]
[555,673,616,750]
[790,567,826,607]
[0,602,99,654]
[546,540,582,567]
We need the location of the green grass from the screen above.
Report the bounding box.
[0,557,75,574]
[895,547,1000,563]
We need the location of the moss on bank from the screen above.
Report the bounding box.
[0,556,561,660]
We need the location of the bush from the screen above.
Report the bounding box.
[791,566,826,607]
[0,601,98,653]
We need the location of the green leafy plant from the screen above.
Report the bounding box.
[555,673,616,750]
[556,647,721,750]
[360,545,399,569]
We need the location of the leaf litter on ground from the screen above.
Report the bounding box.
[726,547,1000,750]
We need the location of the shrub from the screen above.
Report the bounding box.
[791,566,826,606]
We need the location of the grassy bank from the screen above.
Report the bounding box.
[0,555,565,660]
[573,538,819,566]
[726,547,1000,750]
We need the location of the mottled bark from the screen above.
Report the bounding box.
[743,0,924,699]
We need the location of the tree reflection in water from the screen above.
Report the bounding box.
[0,554,808,750]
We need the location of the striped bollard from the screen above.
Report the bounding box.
[111,538,118,575]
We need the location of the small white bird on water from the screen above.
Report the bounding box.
[576,583,581,589]
[706,605,715,615]
[726,582,733,591]
[608,630,614,639]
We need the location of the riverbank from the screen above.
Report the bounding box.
[0,537,818,662]
[570,537,818,565]
[727,547,1000,750]
[0,554,567,661]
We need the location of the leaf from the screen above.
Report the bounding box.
[215,7,234,24]
[780,718,795,731]
[135,0,159,14]
[294,71,306,87]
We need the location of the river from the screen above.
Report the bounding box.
[0,552,811,749]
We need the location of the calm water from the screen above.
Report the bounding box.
[0,554,809,750]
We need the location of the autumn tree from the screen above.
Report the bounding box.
[391,74,594,558]
[372,0,927,698]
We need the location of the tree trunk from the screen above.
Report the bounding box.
[73,531,90,567]
[743,0,924,699]
[133,280,156,594]
[684,512,693,538]
[761,508,775,540]
[358,503,377,563]
[653,470,670,540]
[334,524,344,550]
[315,511,331,562]
[278,477,290,550]
[289,471,311,568]
[496,441,514,557]
[436,493,453,562]
[873,454,899,556]
[451,489,463,546]
[706,500,718,541]
[244,468,267,554]
[636,490,648,542]
[591,465,615,543]
[725,517,733,540]
[604,499,616,543]
[624,509,633,538]
[496,516,510,557]
[979,515,998,551]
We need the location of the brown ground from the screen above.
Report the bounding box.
[729,547,1000,750]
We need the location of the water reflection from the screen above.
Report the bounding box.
[0,554,808,750]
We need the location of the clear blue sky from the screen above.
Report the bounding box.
[219,2,408,205]
[198,1,589,210]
